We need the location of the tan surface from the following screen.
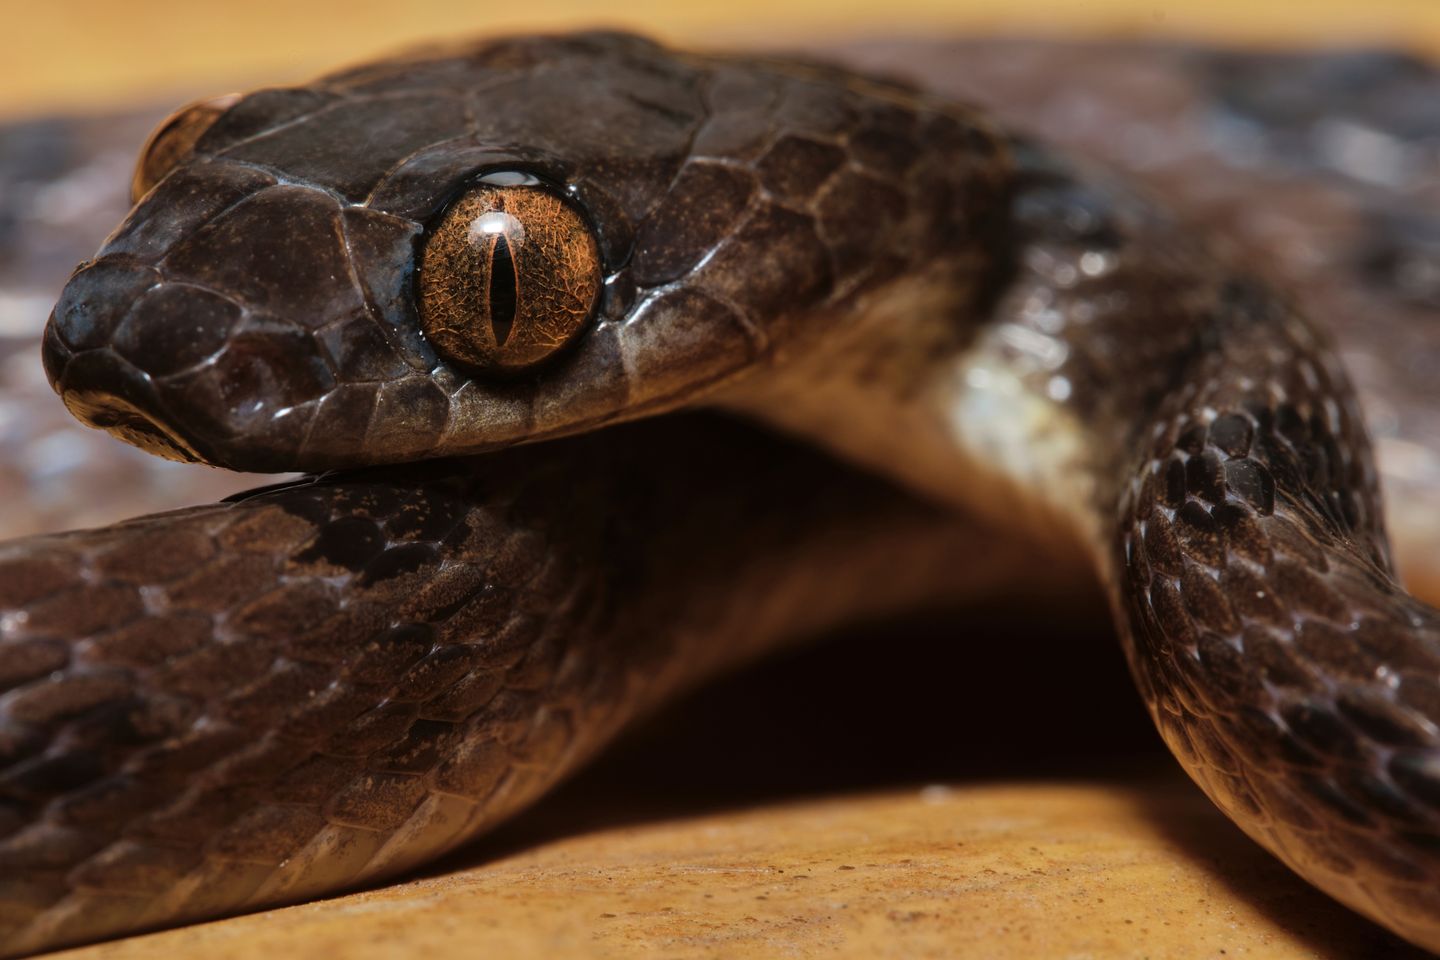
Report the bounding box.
[7,0,1440,118]
[45,778,1419,959]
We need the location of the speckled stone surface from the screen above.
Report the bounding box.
[40,779,1426,959]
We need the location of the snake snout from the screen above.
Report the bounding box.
[39,173,420,472]
[42,259,199,463]
[42,254,335,471]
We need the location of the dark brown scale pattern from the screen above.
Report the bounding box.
[0,416,997,955]
[0,449,596,952]
[1123,382,1440,947]
[985,143,1440,948]
[42,33,1009,472]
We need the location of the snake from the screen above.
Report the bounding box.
[4,30,1440,955]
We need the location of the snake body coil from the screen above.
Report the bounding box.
[5,32,1440,954]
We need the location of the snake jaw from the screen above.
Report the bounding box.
[55,388,203,464]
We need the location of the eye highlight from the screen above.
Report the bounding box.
[418,177,602,375]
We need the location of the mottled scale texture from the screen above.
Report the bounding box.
[980,143,1440,949]
[42,33,1008,472]
[0,416,997,955]
[1119,341,1440,947]
[18,29,1440,958]
[0,447,596,954]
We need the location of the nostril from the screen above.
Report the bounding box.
[47,260,160,356]
[41,324,72,391]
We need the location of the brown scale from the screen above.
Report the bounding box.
[8,29,1440,958]
[0,415,1013,955]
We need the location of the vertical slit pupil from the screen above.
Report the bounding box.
[489,234,518,347]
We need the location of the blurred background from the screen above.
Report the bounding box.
[9,0,1440,119]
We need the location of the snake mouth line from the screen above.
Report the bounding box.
[60,389,204,464]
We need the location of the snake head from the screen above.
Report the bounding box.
[44,31,1009,472]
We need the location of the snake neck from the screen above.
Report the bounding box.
[719,139,1396,581]
[727,136,1440,950]
[713,142,1137,577]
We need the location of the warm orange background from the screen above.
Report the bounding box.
[6,0,1440,118]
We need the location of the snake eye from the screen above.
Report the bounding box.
[418,173,602,375]
[131,94,240,203]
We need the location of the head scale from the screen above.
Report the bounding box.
[44,32,1008,471]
